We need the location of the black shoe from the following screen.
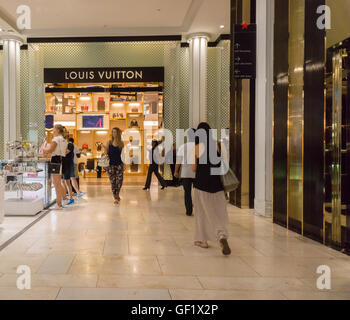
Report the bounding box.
[143,187,149,190]
[186,213,193,216]
[161,186,166,190]
[220,238,231,256]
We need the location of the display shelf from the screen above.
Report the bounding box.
[45,84,163,178]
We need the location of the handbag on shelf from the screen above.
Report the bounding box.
[98,154,110,168]
[97,97,105,111]
[220,168,240,193]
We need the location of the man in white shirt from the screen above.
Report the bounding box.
[174,129,196,216]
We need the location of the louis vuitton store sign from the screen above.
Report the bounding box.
[44,67,164,83]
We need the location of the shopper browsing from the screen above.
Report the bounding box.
[61,134,85,205]
[192,122,231,256]
[69,138,83,195]
[43,124,68,209]
[104,127,125,205]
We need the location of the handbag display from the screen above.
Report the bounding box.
[98,154,110,168]
[97,97,105,111]
[220,168,239,193]
[129,120,139,128]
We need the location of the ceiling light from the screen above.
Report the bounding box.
[220,25,225,29]
[79,96,91,101]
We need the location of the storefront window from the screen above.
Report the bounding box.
[287,0,305,231]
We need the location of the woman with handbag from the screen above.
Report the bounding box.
[43,124,68,209]
[103,127,125,205]
[192,122,231,256]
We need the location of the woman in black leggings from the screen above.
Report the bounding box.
[104,127,125,205]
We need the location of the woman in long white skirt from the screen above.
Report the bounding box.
[192,122,231,255]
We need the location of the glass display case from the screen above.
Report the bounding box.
[0,159,56,216]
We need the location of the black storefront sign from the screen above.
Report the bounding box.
[234,24,256,79]
[44,67,164,83]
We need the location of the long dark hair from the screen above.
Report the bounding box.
[196,122,214,145]
[196,122,219,165]
[110,127,124,149]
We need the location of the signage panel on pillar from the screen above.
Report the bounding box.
[234,24,257,79]
[44,67,164,83]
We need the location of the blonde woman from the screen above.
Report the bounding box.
[43,124,68,209]
[104,127,125,204]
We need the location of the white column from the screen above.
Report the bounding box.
[254,0,274,217]
[1,33,24,159]
[188,33,209,128]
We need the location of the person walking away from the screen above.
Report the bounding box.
[174,129,196,216]
[143,140,167,190]
[192,122,231,255]
[43,124,68,209]
[104,127,125,205]
[165,143,179,186]
[69,138,84,195]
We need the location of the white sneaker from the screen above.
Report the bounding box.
[51,204,65,210]
[76,192,86,198]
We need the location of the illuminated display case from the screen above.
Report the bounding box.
[0,160,56,216]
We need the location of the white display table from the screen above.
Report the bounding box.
[4,197,44,216]
[0,177,4,223]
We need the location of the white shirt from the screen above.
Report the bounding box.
[52,136,68,157]
[73,145,80,164]
[176,142,195,179]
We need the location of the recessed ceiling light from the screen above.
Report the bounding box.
[220,25,225,29]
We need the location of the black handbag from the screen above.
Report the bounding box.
[48,163,61,174]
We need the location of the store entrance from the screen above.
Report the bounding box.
[325,39,350,252]
[44,81,164,179]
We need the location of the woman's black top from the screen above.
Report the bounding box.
[108,143,122,166]
[193,144,224,194]
[62,142,74,172]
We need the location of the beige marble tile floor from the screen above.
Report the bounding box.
[0,179,349,300]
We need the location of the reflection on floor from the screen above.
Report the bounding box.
[0,179,350,300]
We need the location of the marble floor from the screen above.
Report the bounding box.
[0,178,350,300]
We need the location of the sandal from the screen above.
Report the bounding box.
[219,238,231,256]
[194,241,209,249]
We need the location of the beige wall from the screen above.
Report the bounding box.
[327,0,350,47]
